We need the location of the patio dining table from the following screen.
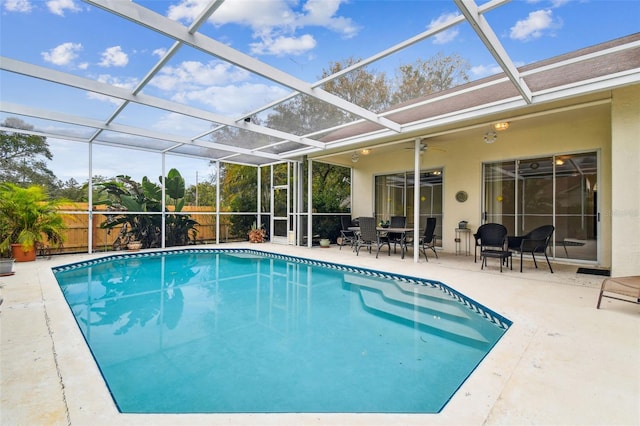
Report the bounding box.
[349,226,415,259]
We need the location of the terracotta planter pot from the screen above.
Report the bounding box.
[11,244,36,262]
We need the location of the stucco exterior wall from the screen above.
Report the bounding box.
[611,85,640,276]
[350,98,615,266]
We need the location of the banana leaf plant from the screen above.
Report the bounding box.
[94,169,198,249]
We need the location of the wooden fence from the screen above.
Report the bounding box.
[54,204,238,253]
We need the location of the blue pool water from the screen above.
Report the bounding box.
[53,249,510,413]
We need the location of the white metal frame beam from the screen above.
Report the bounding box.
[0,57,325,150]
[0,102,283,161]
[454,0,533,104]
[84,0,402,134]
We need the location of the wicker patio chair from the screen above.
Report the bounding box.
[478,223,512,272]
[507,225,555,273]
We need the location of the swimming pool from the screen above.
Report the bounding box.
[53,248,511,413]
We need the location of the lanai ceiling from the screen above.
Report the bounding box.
[1,0,639,167]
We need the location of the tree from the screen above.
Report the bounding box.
[266,57,389,135]
[0,117,57,189]
[390,52,470,104]
[219,163,259,238]
[53,178,86,201]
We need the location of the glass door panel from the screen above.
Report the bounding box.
[483,162,516,234]
[374,173,405,224]
[516,157,553,236]
[554,153,597,260]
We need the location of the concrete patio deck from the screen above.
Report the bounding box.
[1,243,638,426]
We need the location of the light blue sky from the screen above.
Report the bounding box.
[1,0,639,186]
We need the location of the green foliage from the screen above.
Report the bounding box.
[94,169,198,249]
[0,118,57,190]
[0,183,67,257]
[219,164,259,237]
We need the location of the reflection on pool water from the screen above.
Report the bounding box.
[53,249,511,413]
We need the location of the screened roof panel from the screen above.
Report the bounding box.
[112,102,215,139]
[1,0,638,168]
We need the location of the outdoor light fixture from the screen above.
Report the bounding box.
[555,159,565,166]
[351,152,360,163]
[360,148,371,155]
[493,122,510,131]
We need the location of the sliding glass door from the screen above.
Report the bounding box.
[375,169,443,246]
[482,152,598,262]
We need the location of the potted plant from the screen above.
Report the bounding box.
[248,222,266,243]
[0,215,14,275]
[0,183,66,262]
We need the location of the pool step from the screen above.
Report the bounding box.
[344,274,470,320]
[358,288,489,344]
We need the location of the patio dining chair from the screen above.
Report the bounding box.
[355,216,390,258]
[419,217,439,261]
[507,225,555,273]
[387,215,406,253]
[339,216,356,250]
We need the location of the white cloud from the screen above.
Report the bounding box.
[250,34,317,56]
[46,0,80,16]
[98,46,129,67]
[470,64,504,78]
[151,112,211,135]
[41,42,82,66]
[526,0,570,7]
[152,48,167,57]
[299,0,359,38]
[510,9,554,40]
[178,83,290,116]
[86,74,138,105]
[428,12,461,45]
[3,0,32,12]
[167,0,357,56]
[150,61,250,91]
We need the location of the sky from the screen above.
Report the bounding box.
[1,0,639,187]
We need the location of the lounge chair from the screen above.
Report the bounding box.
[596,276,640,309]
[355,216,390,258]
[508,225,555,273]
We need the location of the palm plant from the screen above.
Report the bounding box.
[0,183,66,258]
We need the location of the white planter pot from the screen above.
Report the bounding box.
[0,259,15,276]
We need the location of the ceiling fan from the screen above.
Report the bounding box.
[404,142,446,153]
